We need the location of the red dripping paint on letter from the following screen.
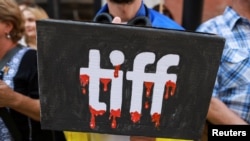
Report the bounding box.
[100,78,111,92]
[89,105,106,129]
[114,65,120,78]
[144,101,149,109]
[80,74,89,94]
[164,80,176,99]
[144,82,154,98]
[152,113,161,127]
[109,109,121,128]
[130,111,141,123]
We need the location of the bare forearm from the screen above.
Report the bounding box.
[207,97,248,125]
[9,92,41,121]
[130,136,156,141]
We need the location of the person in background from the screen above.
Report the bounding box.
[16,0,36,46]
[152,3,174,20]
[64,0,184,141]
[0,0,65,140]
[21,4,49,49]
[94,0,184,30]
[196,0,250,140]
[17,0,35,10]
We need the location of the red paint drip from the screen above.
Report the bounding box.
[151,113,161,127]
[144,101,149,109]
[80,74,89,94]
[109,109,121,128]
[164,80,176,99]
[144,82,154,98]
[100,78,111,92]
[130,111,141,123]
[114,65,120,78]
[89,105,106,129]
[82,89,86,94]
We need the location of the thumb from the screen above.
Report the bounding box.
[112,17,122,24]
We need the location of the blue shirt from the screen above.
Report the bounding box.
[196,6,250,124]
[96,2,184,30]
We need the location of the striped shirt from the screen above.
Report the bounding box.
[196,6,250,123]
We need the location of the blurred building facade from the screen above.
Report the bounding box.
[163,0,232,25]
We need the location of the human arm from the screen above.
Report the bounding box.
[130,136,156,141]
[207,97,248,125]
[0,80,40,121]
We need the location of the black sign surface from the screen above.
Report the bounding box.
[37,19,225,140]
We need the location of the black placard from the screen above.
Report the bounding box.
[37,19,225,140]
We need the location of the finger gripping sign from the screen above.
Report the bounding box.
[37,19,225,140]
